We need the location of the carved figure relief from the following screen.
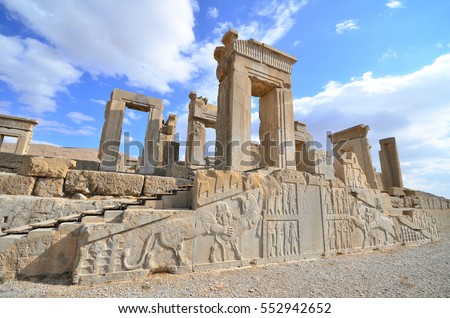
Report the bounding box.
[364,208,398,246]
[121,192,263,270]
[283,184,297,215]
[267,221,300,257]
[77,235,125,276]
[397,210,439,243]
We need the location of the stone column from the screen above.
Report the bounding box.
[141,106,163,174]
[186,119,206,167]
[379,137,403,188]
[15,131,32,155]
[99,100,126,171]
[259,87,296,170]
[216,69,252,171]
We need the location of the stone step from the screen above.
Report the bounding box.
[58,221,82,233]
[103,210,124,219]
[138,195,159,201]
[57,213,82,222]
[120,201,143,207]
[81,216,107,224]
[28,228,57,239]
[82,209,104,216]
[30,219,59,228]
[103,204,124,211]
[5,225,34,234]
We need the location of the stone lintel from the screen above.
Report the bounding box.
[111,88,164,111]
[329,124,369,144]
[220,29,297,74]
[0,114,38,131]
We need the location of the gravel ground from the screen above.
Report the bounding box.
[1,231,449,298]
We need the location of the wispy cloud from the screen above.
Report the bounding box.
[385,1,405,9]
[336,20,360,34]
[214,0,307,45]
[207,7,218,19]
[38,118,97,136]
[67,111,95,124]
[379,48,398,61]
[90,98,107,105]
[31,139,60,147]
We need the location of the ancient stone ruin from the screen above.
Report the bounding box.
[0,114,38,155]
[0,30,449,284]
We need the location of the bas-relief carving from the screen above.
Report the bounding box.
[75,234,125,277]
[267,221,300,257]
[397,210,439,243]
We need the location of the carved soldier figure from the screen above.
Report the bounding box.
[288,222,300,255]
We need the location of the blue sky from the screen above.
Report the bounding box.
[0,0,449,198]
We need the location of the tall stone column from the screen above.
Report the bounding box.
[259,87,296,170]
[141,106,163,174]
[186,119,206,167]
[216,69,252,171]
[99,100,126,171]
[379,137,403,189]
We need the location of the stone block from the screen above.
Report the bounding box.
[143,175,191,196]
[166,162,190,179]
[65,170,144,196]
[33,178,64,197]
[75,160,100,171]
[0,152,27,173]
[17,156,72,178]
[388,187,406,197]
[162,190,192,208]
[0,173,35,195]
[390,196,404,208]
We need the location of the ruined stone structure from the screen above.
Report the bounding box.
[329,125,379,189]
[214,30,297,171]
[186,92,217,168]
[98,88,177,174]
[379,137,403,190]
[0,114,38,155]
[0,30,449,285]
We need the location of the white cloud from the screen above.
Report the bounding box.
[31,139,60,147]
[0,0,197,102]
[37,118,97,136]
[380,48,398,61]
[126,111,140,121]
[293,40,301,46]
[123,117,132,126]
[0,34,81,114]
[90,99,107,105]
[207,7,218,19]
[336,20,360,34]
[214,0,307,45]
[386,1,405,9]
[294,54,450,197]
[67,111,95,124]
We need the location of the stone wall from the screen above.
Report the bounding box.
[0,156,191,200]
[0,152,99,174]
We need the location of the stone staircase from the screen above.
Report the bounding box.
[0,182,193,252]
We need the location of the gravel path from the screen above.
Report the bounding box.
[1,231,449,298]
